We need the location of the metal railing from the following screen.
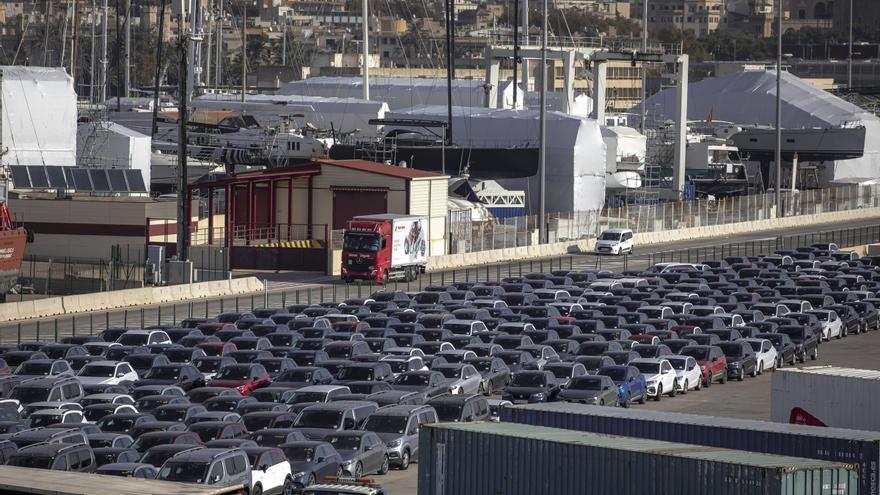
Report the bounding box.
[2,223,878,345]
[451,184,880,255]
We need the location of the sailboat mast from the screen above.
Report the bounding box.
[100,0,108,102]
[362,0,369,99]
[90,0,96,103]
[513,0,518,108]
[124,0,130,97]
[538,0,547,243]
[445,0,453,144]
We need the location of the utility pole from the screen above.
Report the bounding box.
[215,0,223,87]
[847,0,853,89]
[513,0,518,108]
[205,0,212,87]
[445,0,453,144]
[124,0,131,97]
[538,0,547,244]
[240,3,246,103]
[774,0,782,217]
[43,0,52,66]
[151,0,166,137]
[361,0,369,99]
[115,0,121,110]
[90,0,96,103]
[640,0,648,132]
[177,4,189,263]
[282,20,286,66]
[101,0,108,102]
[71,0,79,88]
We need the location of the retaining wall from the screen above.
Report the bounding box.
[0,277,266,323]
[426,207,880,271]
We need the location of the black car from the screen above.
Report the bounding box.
[465,357,511,394]
[132,364,206,391]
[755,332,797,367]
[775,326,820,362]
[716,341,758,381]
[501,370,560,404]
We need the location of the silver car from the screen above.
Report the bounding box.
[431,364,481,395]
[361,404,437,470]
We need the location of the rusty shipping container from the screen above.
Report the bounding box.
[419,422,859,495]
[502,402,880,495]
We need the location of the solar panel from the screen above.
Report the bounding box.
[46,167,68,188]
[28,166,49,188]
[90,169,111,191]
[124,170,147,192]
[71,168,93,191]
[108,169,127,191]
[9,166,30,189]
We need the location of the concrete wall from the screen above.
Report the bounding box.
[426,206,880,271]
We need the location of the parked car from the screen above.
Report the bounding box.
[630,358,678,400]
[664,355,702,393]
[555,375,619,406]
[596,365,647,408]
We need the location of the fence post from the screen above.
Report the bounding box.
[17,323,21,345]
[54,319,58,341]
[71,315,76,336]
[123,310,128,327]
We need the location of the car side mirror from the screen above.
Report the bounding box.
[343,418,355,429]
[364,445,373,452]
[315,457,325,463]
[261,464,268,472]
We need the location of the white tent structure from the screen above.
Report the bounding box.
[640,70,880,181]
[1,66,77,167]
[77,122,152,185]
[278,76,523,111]
[385,105,607,214]
[192,93,389,138]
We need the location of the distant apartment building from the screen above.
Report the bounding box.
[632,0,726,36]
[553,0,631,19]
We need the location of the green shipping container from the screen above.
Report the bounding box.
[418,422,859,495]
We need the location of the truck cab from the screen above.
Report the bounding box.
[341,214,428,283]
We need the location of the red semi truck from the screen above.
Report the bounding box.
[341,214,428,283]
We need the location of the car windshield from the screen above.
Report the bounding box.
[666,358,689,370]
[195,360,223,373]
[632,362,660,374]
[281,370,313,382]
[444,324,471,333]
[385,361,410,373]
[99,418,133,431]
[413,293,440,304]
[17,362,52,375]
[126,356,156,368]
[29,414,62,428]
[599,367,627,382]
[141,449,181,467]
[338,367,374,381]
[282,447,314,462]
[290,392,326,404]
[215,367,251,380]
[260,361,286,373]
[432,403,464,422]
[343,233,380,253]
[599,232,622,241]
[243,416,273,431]
[157,462,207,483]
[144,367,179,380]
[718,344,743,357]
[511,374,546,387]
[497,354,522,365]
[568,377,604,390]
[436,368,462,379]
[746,341,763,352]
[363,415,407,434]
[679,348,710,360]
[9,387,50,404]
[137,398,167,410]
[80,365,117,377]
[155,409,187,422]
[327,436,361,450]
[395,374,430,386]
[117,334,149,346]
[577,357,606,371]
[295,410,342,429]
[8,456,53,469]
[470,360,492,372]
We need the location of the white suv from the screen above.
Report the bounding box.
[594,228,634,255]
[631,358,678,400]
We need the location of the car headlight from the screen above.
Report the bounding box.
[293,472,305,480]
[387,439,402,448]
[729,362,740,368]
[530,392,545,400]
[235,384,246,392]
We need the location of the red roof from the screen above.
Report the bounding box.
[316,159,445,180]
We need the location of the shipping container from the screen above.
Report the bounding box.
[419,422,858,495]
[502,402,880,495]
[772,366,880,432]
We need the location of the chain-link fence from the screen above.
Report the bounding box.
[452,184,880,255]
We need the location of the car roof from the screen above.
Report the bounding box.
[169,447,239,462]
[296,385,348,393]
[301,401,377,412]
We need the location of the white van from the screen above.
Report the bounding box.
[594,228,634,255]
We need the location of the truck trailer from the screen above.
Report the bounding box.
[341,214,428,283]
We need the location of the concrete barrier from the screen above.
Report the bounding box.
[31,298,65,319]
[0,302,20,322]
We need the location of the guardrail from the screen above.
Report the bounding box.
[1,224,877,345]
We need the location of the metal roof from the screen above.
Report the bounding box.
[784,365,880,380]
[430,422,857,469]
[317,159,446,180]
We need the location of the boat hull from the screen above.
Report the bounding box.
[731,127,866,162]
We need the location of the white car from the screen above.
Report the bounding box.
[631,358,678,400]
[76,361,139,385]
[743,338,779,374]
[808,309,843,340]
[434,364,482,395]
[248,447,293,495]
[594,228,634,255]
[665,356,702,393]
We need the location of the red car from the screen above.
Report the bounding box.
[209,363,271,395]
[679,344,728,386]
[631,334,661,345]
[196,341,238,357]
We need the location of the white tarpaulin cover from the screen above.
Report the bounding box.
[77,121,152,185]
[1,66,77,166]
[385,105,607,213]
[278,76,523,110]
[192,93,388,138]
[640,70,880,181]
